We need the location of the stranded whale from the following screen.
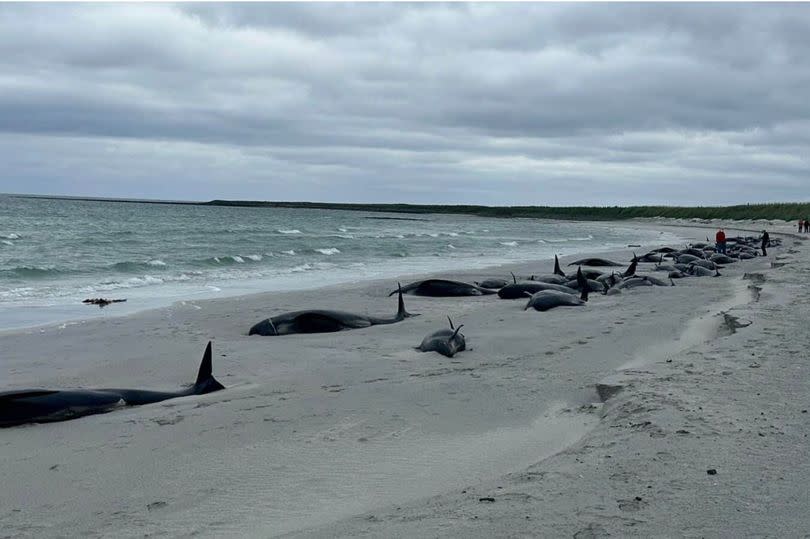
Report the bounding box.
[392,279,496,297]
[416,317,467,357]
[249,284,417,336]
[0,342,224,428]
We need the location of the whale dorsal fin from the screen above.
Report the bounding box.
[194,341,225,393]
[577,267,589,302]
[553,255,565,277]
[510,272,517,284]
[195,341,214,386]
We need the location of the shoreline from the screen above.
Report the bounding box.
[0,220,802,537]
[0,219,686,335]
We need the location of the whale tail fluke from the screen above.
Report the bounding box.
[194,341,225,394]
[451,324,464,340]
[396,283,417,320]
[447,316,454,329]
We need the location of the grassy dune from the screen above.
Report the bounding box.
[206,200,810,221]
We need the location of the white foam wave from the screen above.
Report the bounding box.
[245,254,262,261]
[280,250,296,256]
[147,259,166,266]
[447,244,457,249]
[338,227,348,233]
[315,248,340,255]
[1,240,12,246]
[500,241,518,247]
[231,256,245,263]
[278,229,302,234]
[289,263,314,273]
[1,233,19,239]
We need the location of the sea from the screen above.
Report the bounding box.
[0,195,683,330]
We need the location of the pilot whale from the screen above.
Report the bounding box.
[416,317,467,358]
[249,284,417,336]
[0,342,224,428]
[392,279,496,297]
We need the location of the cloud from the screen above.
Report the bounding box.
[0,3,808,205]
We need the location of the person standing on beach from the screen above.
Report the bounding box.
[761,230,770,256]
[800,220,804,233]
[805,219,809,233]
[715,228,727,253]
[715,228,727,254]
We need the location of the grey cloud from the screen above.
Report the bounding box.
[0,3,809,205]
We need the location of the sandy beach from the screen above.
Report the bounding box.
[0,219,806,538]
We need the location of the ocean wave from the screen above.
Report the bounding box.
[111,260,168,272]
[315,248,340,255]
[278,229,302,234]
[447,244,457,249]
[331,234,355,239]
[199,254,267,266]
[338,227,348,233]
[500,241,518,247]
[0,286,37,299]
[1,240,13,246]
[1,233,20,240]
[5,266,64,278]
[280,250,296,256]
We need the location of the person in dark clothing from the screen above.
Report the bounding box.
[805,219,809,233]
[761,230,770,256]
[800,220,805,233]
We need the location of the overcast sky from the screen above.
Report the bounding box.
[1,3,808,205]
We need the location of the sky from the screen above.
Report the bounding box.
[0,2,809,206]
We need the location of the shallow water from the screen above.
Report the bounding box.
[0,196,682,329]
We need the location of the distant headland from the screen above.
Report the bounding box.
[9,193,810,221]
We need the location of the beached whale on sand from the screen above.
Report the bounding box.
[474,278,510,290]
[391,279,496,297]
[524,290,586,312]
[249,284,417,336]
[567,257,624,267]
[416,317,467,357]
[0,342,224,428]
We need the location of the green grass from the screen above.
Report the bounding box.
[205,200,810,221]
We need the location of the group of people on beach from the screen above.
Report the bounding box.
[716,228,769,256]
[799,219,810,233]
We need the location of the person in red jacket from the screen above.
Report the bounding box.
[715,228,726,254]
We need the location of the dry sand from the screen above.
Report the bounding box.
[0,220,805,538]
